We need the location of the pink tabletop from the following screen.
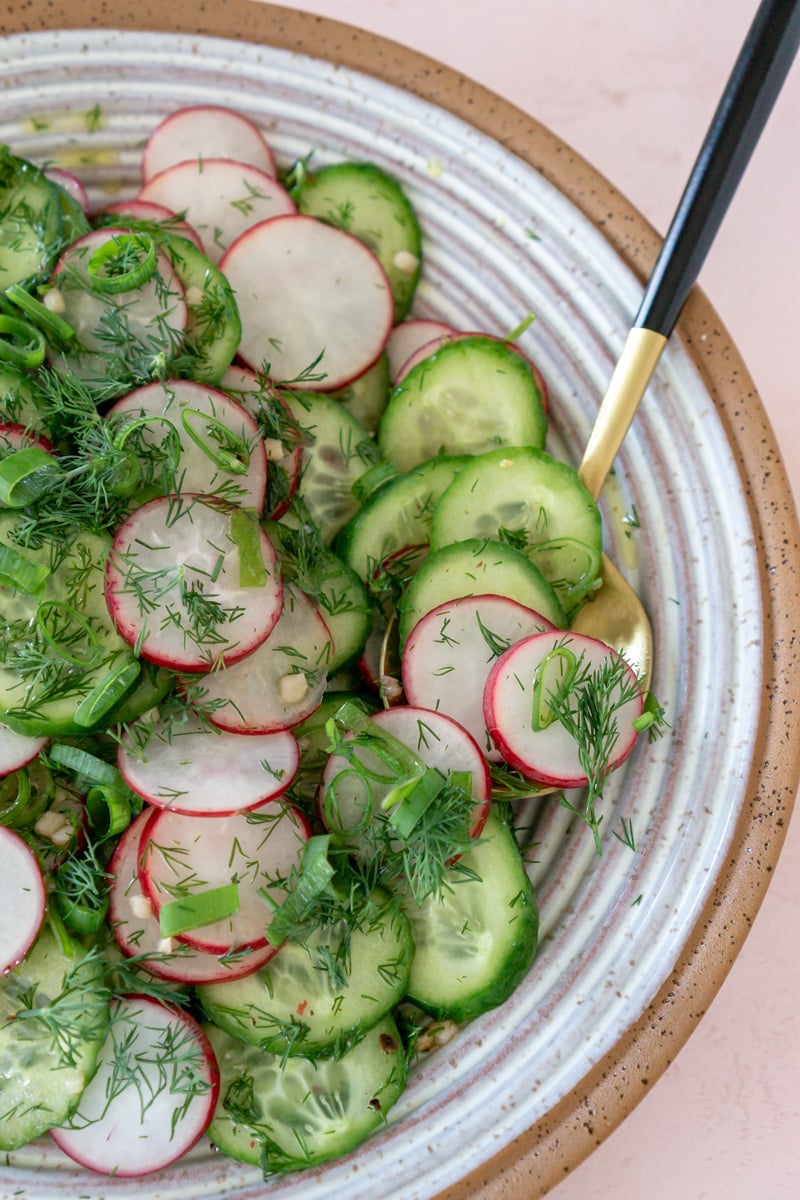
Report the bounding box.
[269,1,800,1196]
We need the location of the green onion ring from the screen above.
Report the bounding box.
[0,315,46,369]
[4,283,76,346]
[0,445,61,507]
[85,784,132,839]
[86,232,158,294]
[181,408,251,475]
[0,542,50,594]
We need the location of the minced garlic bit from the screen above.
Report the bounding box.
[185,284,204,306]
[417,1020,460,1052]
[50,825,74,847]
[392,249,419,274]
[42,287,65,313]
[130,894,154,920]
[380,674,403,701]
[157,937,174,955]
[34,810,70,839]
[278,672,309,704]
[262,437,286,462]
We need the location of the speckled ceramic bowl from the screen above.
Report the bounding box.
[1,3,799,1198]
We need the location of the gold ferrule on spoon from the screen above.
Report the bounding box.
[578,327,668,501]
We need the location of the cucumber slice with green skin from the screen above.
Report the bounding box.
[336,454,470,587]
[0,927,109,1151]
[402,807,538,1022]
[329,351,390,434]
[98,660,174,727]
[295,162,422,322]
[162,234,242,384]
[0,365,44,429]
[197,889,413,1057]
[205,1014,407,1170]
[48,177,91,243]
[0,149,64,289]
[397,537,565,648]
[430,446,603,609]
[283,391,381,544]
[378,336,547,473]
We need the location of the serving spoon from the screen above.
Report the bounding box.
[571,0,800,690]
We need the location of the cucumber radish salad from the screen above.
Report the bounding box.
[0,104,664,1179]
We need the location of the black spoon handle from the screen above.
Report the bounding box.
[635,0,800,337]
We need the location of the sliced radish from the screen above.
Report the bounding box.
[320,705,490,842]
[483,630,644,786]
[140,801,310,954]
[386,319,455,381]
[49,227,188,357]
[117,713,299,815]
[0,422,54,454]
[108,809,277,983]
[142,105,277,182]
[0,723,48,778]
[220,364,304,520]
[105,495,282,671]
[107,379,267,511]
[402,595,555,761]
[44,167,89,211]
[51,994,219,1177]
[139,159,294,265]
[220,214,393,390]
[0,826,46,974]
[200,584,333,734]
[98,199,205,250]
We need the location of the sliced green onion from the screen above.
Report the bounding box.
[332,700,427,778]
[159,882,240,939]
[56,890,109,936]
[0,315,46,369]
[0,768,33,829]
[85,784,132,839]
[503,311,537,343]
[230,507,267,588]
[86,232,157,294]
[531,644,578,731]
[5,283,76,346]
[264,835,335,948]
[181,408,250,475]
[0,445,60,507]
[47,743,119,787]
[0,542,50,594]
[385,768,447,840]
[73,652,141,728]
[36,601,104,668]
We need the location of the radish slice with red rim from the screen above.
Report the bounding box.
[142,105,277,182]
[139,159,294,265]
[402,594,555,761]
[108,809,278,983]
[0,723,48,777]
[220,214,394,391]
[44,166,89,211]
[0,826,46,974]
[202,584,333,734]
[98,199,205,250]
[0,421,54,455]
[483,630,644,786]
[117,713,298,815]
[107,379,268,511]
[51,993,219,1177]
[386,319,455,381]
[139,801,310,954]
[105,495,282,672]
[220,364,305,520]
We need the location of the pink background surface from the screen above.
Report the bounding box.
[267,1,800,1196]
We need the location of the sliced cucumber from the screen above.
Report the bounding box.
[162,234,241,384]
[336,454,469,586]
[0,365,44,430]
[295,162,422,322]
[329,351,390,435]
[0,149,64,289]
[198,889,412,1057]
[398,537,565,647]
[283,391,381,543]
[0,928,109,1151]
[430,446,602,609]
[379,336,547,473]
[206,1014,407,1170]
[402,808,538,1022]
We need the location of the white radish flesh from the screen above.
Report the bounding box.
[0,826,46,974]
[107,379,268,511]
[50,994,219,1177]
[220,214,394,391]
[108,810,277,983]
[99,199,205,250]
[117,713,298,815]
[140,801,310,954]
[220,364,304,520]
[201,584,333,734]
[483,630,643,785]
[105,495,282,671]
[0,723,48,778]
[142,105,276,182]
[0,422,53,455]
[139,159,294,264]
[402,594,555,761]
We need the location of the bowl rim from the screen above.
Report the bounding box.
[3,1,800,1195]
